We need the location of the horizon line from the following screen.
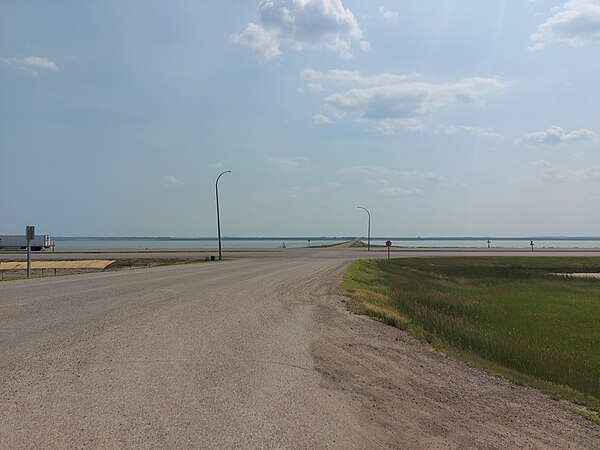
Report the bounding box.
[48,235,600,241]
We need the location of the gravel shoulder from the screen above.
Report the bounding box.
[1,253,599,448]
[312,263,600,448]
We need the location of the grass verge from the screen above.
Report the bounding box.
[106,258,209,269]
[342,257,600,421]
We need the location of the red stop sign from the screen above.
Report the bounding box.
[386,240,392,247]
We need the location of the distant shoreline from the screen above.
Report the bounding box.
[52,236,600,241]
[3,236,590,251]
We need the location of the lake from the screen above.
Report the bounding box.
[51,237,600,250]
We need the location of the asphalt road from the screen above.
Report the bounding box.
[1,248,599,448]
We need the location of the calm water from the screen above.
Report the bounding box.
[370,239,600,249]
[52,237,600,250]
[53,237,347,250]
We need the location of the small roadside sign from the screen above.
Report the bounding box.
[386,240,392,261]
[26,225,35,277]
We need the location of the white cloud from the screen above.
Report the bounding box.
[524,159,553,169]
[379,6,399,22]
[1,55,59,76]
[341,166,464,187]
[313,113,332,124]
[379,187,423,197]
[232,0,367,60]
[301,70,508,133]
[578,166,600,179]
[306,82,323,92]
[301,68,411,85]
[165,175,184,187]
[231,23,282,61]
[517,125,596,144]
[440,125,500,138]
[322,75,508,133]
[507,175,544,185]
[282,191,301,200]
[529,0,600,51]
[326,36,353,59]
[326,78,507,118]
[523,160,600,181]
[265,155,307,169]
[367,118,424,134]
[282,182,338,199]
[341,165,394,176]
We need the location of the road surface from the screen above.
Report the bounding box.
[1,248,599,448]
[3,245,600,261]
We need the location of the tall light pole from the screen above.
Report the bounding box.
[357,206,370,251]
[216,170,231,260]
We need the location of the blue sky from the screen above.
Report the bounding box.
[1,0,599,237]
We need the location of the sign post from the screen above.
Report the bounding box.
[26,225,35,277]
[386,240,392,261]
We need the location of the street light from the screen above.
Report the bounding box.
[357,206,370,251]
[216,170,231,260]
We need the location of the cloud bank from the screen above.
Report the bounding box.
[232,0,369,60]
[302,69,509,134]
[522,160,600,182]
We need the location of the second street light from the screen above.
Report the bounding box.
[357,206,371,251]
[215,170,231,261]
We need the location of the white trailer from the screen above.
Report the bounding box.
[0,235,51,251]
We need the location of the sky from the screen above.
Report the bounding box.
[1,0,599,237]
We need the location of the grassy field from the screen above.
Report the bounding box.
[342,257,600,417]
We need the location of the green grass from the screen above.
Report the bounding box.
[342,257,600,416]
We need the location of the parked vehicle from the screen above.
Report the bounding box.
[0,234,51,251]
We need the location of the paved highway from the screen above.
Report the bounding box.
[1,248,599,448]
